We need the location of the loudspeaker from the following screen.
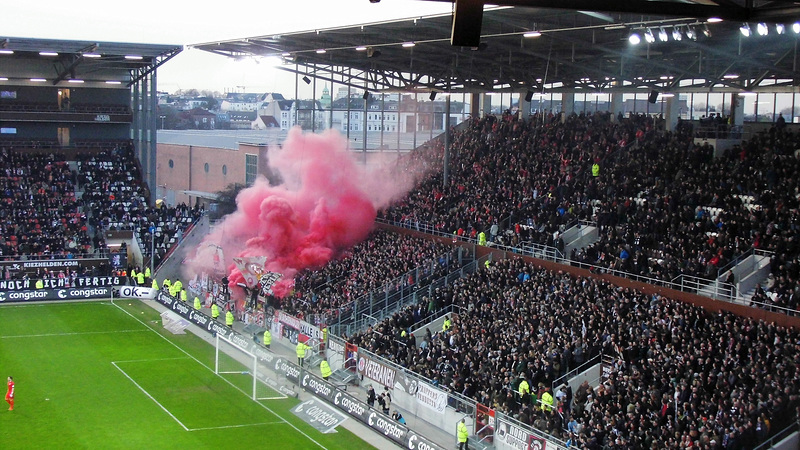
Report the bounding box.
[429,92,437,101]
[363,91,370,100]
[451,0,483,47]
[525,91,534,102]
[648,90,659,104]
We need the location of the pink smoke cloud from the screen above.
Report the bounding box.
[186,127,421,300]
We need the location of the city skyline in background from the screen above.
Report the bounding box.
[2,0,453,95]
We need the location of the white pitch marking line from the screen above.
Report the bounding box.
[112,357,192,364]
[110,299,328,450]
[111,361,189,431]
[188,422,284,432]
[0,329,148,339]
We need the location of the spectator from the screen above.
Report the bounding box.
[391,410,406,424]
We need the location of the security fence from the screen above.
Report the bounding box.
[326,332,568,450]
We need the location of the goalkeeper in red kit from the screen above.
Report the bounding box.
[6,376,13,411]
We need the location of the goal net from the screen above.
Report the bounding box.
[214,333,286,401]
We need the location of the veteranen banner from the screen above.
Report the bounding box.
[357,353,397,389]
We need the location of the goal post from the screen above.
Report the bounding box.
[214,332,286,401]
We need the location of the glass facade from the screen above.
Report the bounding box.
[245,154,258,186]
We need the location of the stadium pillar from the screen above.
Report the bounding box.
[132,81,140,162]
[481,93,491,117]
[610,92,624,121]
[470,93,480,118]
[362,81,368,164]
[562,93,574,120]
[141,74,150,196]
[149,71,158,204]
[664,94,680,132]
[139,75,150,180]
[731,93,744,127]
[443,94,451,187]
[519,90,531,119]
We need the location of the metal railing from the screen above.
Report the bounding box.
[752,420,799,450]
[518,240,565,262]
[377,217,567,263]
[381,218,800,315]
[716,247,754,279]
[551,352,603,391]
[319,248,468,336]
[693,124,744,140]
[338,334,568,449]
[330,253,484,337]
[672,274,738,301]
[0,251,110,262]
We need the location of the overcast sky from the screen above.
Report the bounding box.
[2,0,453,94]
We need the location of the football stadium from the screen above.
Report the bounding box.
[2,2,800,450]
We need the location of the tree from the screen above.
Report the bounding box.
[175,88,200,97]
[157,105,179,129]
[201,97,219,111]
[200,89,221,98]
[211,183,247,220]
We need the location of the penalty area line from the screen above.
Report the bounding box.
[111,361,189,432]
[112,356,192,364]
[0,329,149,339]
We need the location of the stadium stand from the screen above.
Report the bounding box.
[0,141,195,286]
[77,143,202,269]
[0,147,90,258]
[279,229,464,326]
[380,112,800,314]
[348,257,800,449]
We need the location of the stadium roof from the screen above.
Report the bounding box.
[0,37,182,86]
[193,1,800,94]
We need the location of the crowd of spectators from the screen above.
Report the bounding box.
[133,202,203,268]
[380,111,800,311]
[0,142,198,280]
[78,144,149,233]
[0,147,91,258]
[77,144,202,268]
[281,229,462,324]
[350,258,800,449]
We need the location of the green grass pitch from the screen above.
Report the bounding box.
[0,300,376,450]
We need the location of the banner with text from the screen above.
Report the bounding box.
[357,353,397,390]
[292,398,348,433]
[275,310,323,341]
[0,258,107,276]
[0,275,123,292]
[495,417,554,450]
[118,286,157,299]
[155,291,232,340]
[0,287,111,303]
[416,382,447,414]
